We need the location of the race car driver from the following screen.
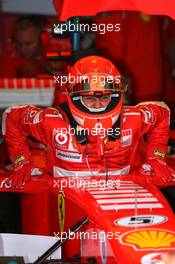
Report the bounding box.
[2,55,175,190]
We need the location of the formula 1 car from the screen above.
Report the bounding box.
[0,172,175,264]
[0,1,175,263]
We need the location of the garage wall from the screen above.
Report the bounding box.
[1,0,56,15]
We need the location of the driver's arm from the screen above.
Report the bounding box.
[136,102,175,185]
[2,105,47,161]
[2,105,61,187]
[137,101,169,159]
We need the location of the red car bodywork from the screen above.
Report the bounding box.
[0,173,175,263]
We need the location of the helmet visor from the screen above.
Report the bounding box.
[68,73,122,95]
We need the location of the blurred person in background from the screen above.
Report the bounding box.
[160,16,175,128]
[95,11,175,129]
[0,15,70,78]
[95,11,163,105]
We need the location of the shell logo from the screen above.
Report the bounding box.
[121,230,175,250]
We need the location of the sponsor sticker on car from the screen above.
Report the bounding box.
[120,229,175,250]
[114,215,167,227]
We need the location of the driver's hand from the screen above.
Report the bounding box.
[5,155,31,188]
[139,157,175,186]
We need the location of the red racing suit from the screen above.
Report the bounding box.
[2,102,171,180]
